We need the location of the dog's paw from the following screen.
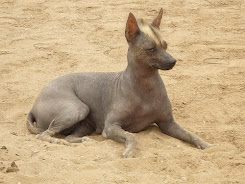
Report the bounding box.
[51,138,70,146]
[35,133,70,146]
[65,135,90,143]
[123,146,136,158]
[81,136,90,142]
[35,134,41,139]
[197,141,217,150]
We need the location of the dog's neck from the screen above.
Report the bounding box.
[124,48,160,90]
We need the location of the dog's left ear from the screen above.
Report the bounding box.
[152,8,163,29]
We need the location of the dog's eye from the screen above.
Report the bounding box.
[147,47,156,52]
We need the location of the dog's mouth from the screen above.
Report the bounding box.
[151,62,175,70]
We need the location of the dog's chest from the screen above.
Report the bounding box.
[121,99,162,132]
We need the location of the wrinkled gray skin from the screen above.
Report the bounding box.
[27,9,213,158]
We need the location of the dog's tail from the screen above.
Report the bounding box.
[26,112,43,134]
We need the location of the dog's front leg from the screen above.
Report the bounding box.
[157,120,213,149]
[102,123,136,158]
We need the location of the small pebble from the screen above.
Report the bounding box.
[11,132,18,136]
[5,161,19,173]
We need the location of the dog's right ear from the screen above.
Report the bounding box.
[125,13,140,42]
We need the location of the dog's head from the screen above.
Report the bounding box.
[125,8,176,70]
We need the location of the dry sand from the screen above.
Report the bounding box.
[1,0,245,183]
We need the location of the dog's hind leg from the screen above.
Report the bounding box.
[65,121,94,143]
[36,102,90,145]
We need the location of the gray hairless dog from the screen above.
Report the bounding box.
[27,9,213,158]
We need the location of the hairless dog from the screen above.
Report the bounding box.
[27,8,213,158]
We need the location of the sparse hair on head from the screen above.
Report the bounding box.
[137,19,166,49]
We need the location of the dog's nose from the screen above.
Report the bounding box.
[166,52,176,65]
[171,58,177,65]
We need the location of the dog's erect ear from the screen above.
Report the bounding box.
[152,8,163,29]
[125,13,140,42]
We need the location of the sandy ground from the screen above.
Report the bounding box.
[1,0,245,183]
